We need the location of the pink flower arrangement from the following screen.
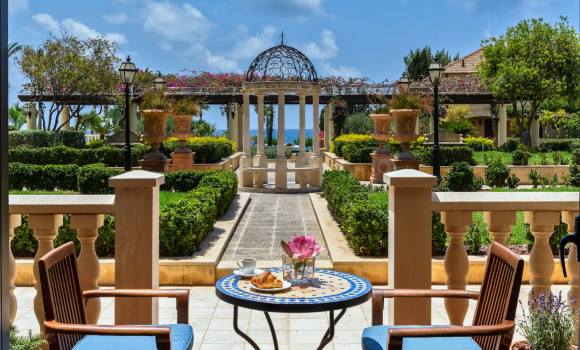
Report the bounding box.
[281,235,325,262]
[319,131,324,138]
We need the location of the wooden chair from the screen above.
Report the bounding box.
[362,242,524,350]
[38,242,193,350]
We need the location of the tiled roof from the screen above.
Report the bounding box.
[444,48,484,74]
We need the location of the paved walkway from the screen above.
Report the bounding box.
[221,193,330,262]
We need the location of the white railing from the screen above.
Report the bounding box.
[85,134,100,143]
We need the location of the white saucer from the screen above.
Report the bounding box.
[233,268,264,278]
[251,280,292,292]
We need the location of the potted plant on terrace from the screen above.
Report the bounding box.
[511,289,578,350]
[319,131,325,148]
[138,91,176,171]
[171,98,199,152]
[369,94,393,155]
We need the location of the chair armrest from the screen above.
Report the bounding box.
[83,289,189,324]
[44,320,172,350]
[371,289,479,326]
[386,321,515,350]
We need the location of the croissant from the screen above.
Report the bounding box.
[251,270,283,289]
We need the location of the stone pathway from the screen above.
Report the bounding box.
[221,194,330,262]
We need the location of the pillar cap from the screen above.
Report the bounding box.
[385,169,437,187]
[109,171,165,188]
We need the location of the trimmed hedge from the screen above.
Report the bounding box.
[342,144,374,163]
[163,137,236,163]
[9,145,150,167]
[330,134,378,157]
[417,146,476,166]
[539,138,580,152]
[499,138,520,152]
[9,130,86,149]
[465,137,494,151]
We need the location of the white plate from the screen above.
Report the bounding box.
[251,280,292,292]
[233,268,264,278]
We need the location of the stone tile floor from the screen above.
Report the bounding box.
[221,194,330,262]
[13,284,562,349]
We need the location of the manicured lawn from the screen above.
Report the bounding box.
[473,151,572,165]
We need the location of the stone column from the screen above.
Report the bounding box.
[237,105,244,152]
[483,211,516,246]
[296,92,308,165]
[255,93,268,185]
[385,170,437,325]
[60,106,70,130]
[324,106,331,150]
[276,91,287,189]
[525,211,560,301]
[241,91,253,187]
[26,103,37,130]
[310,91,321,187]
[9,214,21,323]
[497,105,507,146]
[29,214,63,338]
[562,211,579,340]
[429,114,434,134]
[109,171,164,325]
[70,214,104,325]
[441,211,472,326]
[415,115,420,135]
[129,102,138,133]
[531,116,540,148]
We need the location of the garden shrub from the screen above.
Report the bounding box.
[330,134,378,157]
[511,145,532,165]
[9,130,86,149]
[465,137,494,151]
[197,171,239,216]
[163,136,236,163]
[10,324,45,349]
[410,136,424,151]
[343,113,374,135]
[431,212,447,254]
[540,138,579,152]
[417,146,476,166]
[540,153,549,165]
[444,162,483,192]
[77,164,123,194]
[8,163,79,191]
[465,221,490,255]
[342,143,374,163]
[484,157,511,188]
[525,213,568,254]
[552,151,567,165]
[499,138,520,152]
[507,174,520,189]
[569,164,580,187]
[86,139,105,148]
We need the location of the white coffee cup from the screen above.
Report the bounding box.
[237,258,257,274]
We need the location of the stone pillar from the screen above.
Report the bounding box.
[429,113,434,134]
[255,93,268,185]
[497,105,507,146]
[70,214,104,325]
[385,170,437,325]
[9,214,21,323]
[241,91,253,187]
[370,153,394,184]
[562,211,579,340]
[296,92,308,166]
[310,91,321,187]
[109,171,164,325]
[531,116,540,148]
[441,211,472,326]
[525,211,560,301]
[29,214,63,338]
[276,91,287,189]
[237,105,244,152]
[60,106,70,130]
[415,115,420,135]
[324,106,331,150]
[26,103,37,130]
[483,211,516,246]
[129,103,138,133]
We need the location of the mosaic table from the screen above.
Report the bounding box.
[215,268,372,350]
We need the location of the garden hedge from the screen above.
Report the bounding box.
[9,130,86,149]
[464,137,494,151]
[11,170,239,257]
[163,137,236,163]
[9,145,150,167]
[539,138,580,152]
[342,144,374,163]
[417,146,476,166]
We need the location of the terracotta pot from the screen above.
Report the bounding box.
[370,113,393,154]
[319,138,325,148]
[171,114,194,154]
[390,109,422,160]
[140,110,171,161]
[510,340,578,350]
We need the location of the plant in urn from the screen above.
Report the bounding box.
[138,91,175,172]
[169,98,199,171]
[368,95,394,183]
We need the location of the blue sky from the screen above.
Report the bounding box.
[7,0,579,129]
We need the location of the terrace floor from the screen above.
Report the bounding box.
[13,284,550,349]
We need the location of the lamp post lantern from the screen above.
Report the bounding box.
[399,72,411,91]
[154,72,167,93]
[118,56,138,171]
[428,56,445,185]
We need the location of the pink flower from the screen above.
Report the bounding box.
[286,235,325,261]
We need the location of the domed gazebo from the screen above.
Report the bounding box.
[240,33,322,191]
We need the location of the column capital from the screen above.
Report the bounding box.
[310,89,320,96]
[276,90,286,95]
[242,90,251,96]
[298,91,309,97]
[254,91,266,98]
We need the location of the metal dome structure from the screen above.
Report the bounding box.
[246,32,318,82]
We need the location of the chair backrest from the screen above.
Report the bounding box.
[472,242,524,350]
[39,242,88,350]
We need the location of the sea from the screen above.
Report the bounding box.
[217,129,314,145]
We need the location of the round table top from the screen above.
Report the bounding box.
[215,268,372,313]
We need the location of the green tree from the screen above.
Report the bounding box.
[8,42,22,58]
[8,102,27,130]
[478,17,580,147]
[404,46,459,81]
[253,104,275,146]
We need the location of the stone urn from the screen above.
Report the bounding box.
[169,114,196,171]
[370,114,393,154]
[390,109,422,161]
[139,110,172,172]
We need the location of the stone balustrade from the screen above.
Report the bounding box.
[387,169,580,327]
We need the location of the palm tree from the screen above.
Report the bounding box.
[191,119,217,137]
[253,104,275,146]
[8,103,27,130]
[198,103,210,121]
[8,42,22,58]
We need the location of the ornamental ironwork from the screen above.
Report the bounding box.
[245,32,318,82]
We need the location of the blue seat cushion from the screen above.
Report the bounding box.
[362,325,482,350]
[72,324,193,350]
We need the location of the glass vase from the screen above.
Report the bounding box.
[282,255,315,284]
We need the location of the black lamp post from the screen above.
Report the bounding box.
[154,72,167,93]
[23,103,30,118]
[428,56,445,185]
[118,56,138,171]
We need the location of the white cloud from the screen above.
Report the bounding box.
[104,33,128,44]
[9,0,28,15]
[205,49,240,72]
[142,2,214,42]
[102,12,128,24]
[450,0,553,12]
[320,62,361,78]
[230,25,277,60]
[33,13,60,33]
[249,0,325,17]
[159,42,172,51]
[62,18,102,39]
[302,29,338,60]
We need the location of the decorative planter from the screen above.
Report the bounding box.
[139,110,172,171]
[171,114,194,154]
[282,255,315,284]
[370,114,393,154]
[390,109,422,161]
[319,138,325,148]
[286,146,294,151]
[510,340,577,350]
